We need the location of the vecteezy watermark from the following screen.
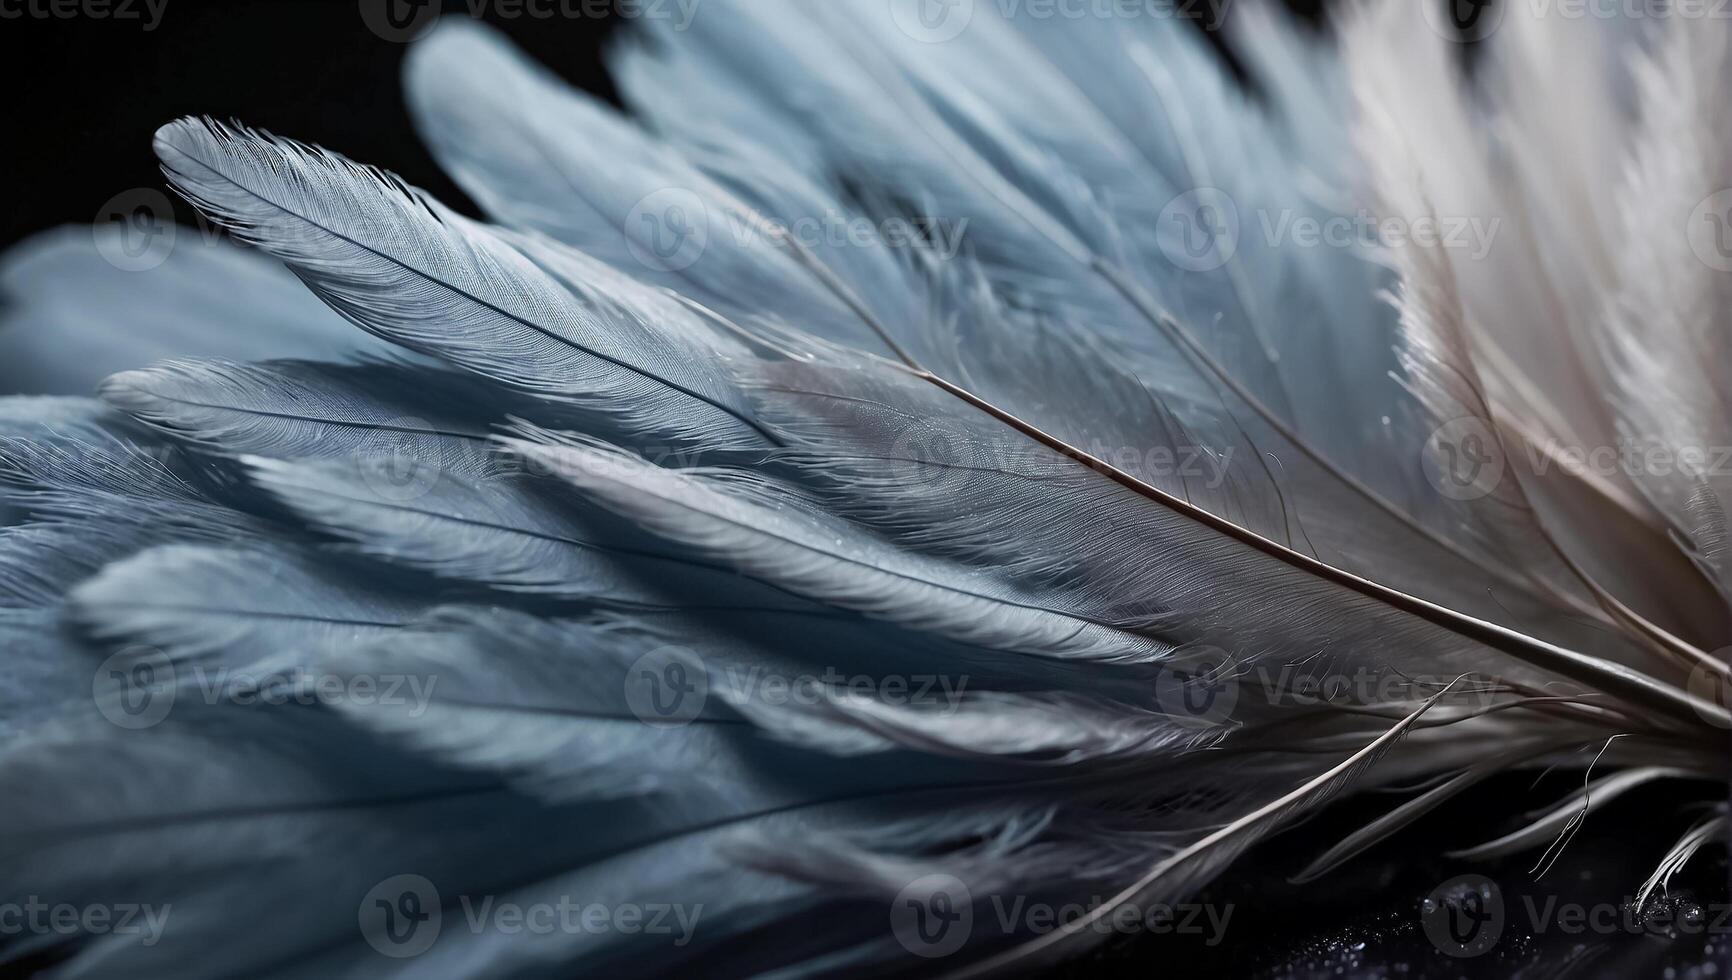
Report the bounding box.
[359,875,442,958]
[348,433,719,493]
[889,873,1232,958]
[891,875,974,958]
[1157,187,1240,273]
[0,898,172,948]
[91,647,177,730]
[986,895,1232,946]
[357,418,450,503]
[1689,189,1732,272]
[624,188,711,273]
[1253,664,1502,709]
[1256,209,1501,261]
[93,189,177,272]
[740,210,971,262]
[360,0,703,43]
[890,0,1232,43]
[883,418,1240,496]
[1537,438,1732,478]
[1070,440,1236,489]
[1422,417,1507,501]
[0,0,166,29]
[91,187,241,272]
[623,646,711,728]
[621,647,972,728]
[1421,875,1505,957]
[1154,656,1505,730]
[886,417,973,494]
[720,665,971,713]
[1523,435,1732,482]
[1422,874,1732,957]
[358,875,703,958]
[92,650,439,730]
[1152,646,1240,730]
[1155,191,1502,272]
[1518,894,1732,938]
[621,189,971,275]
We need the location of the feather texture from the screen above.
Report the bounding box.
[0,3,1726,977]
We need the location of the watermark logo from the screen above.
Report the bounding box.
[1253,664,1500,712]
[887,418,972,494]
[1157,188,1240,273]
[1152,646,1239,729]
[459,896,702,943]
[891,0,975,42]
[360,874,443,958]
[0,0,167,30]
[720,666,970,712]
[988,896,1232,944]
[1522,435,1732,482]
[1069,440,1237,490]
[1688,189,1732,273]
[93,189,176,272]
[1421,0,1506,41]
[1422,417,1505,501]
[0,899,172,947]
[362,0,704,38]
[358,418,446,503]
[891,873,973,958]
[359,876,702,955]
[92,647,177,730]
[1422,874,1732,956]
[623,646,709,728]
[359,0,441,42]
[723,210,970,261]
[625,188,710,273]
[1520,893,1732,938]
[887,878,1231,958]
[94,659,438,730]
[1256,208,1501,261]
[1421,874,1505,957]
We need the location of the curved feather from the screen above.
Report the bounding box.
[153,117,777,450]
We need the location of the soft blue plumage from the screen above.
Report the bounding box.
[0,3,1726,977]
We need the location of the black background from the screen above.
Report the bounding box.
[0,1,1723,977]
[0,0,628,247]
[0,0,1330,249]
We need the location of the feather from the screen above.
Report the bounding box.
[0,225,397,396]
[153,117,777,450]
[245,454,814,611]
[504,427,1174,664]
[68,544,425,673]
[0,3,1727,976]
[101,358,503,466]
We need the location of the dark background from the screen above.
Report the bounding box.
[0,1,1722,977]
[0,0,1331,249]
[0,0,630,247]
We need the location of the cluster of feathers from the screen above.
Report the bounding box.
[0,1,1727,976]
